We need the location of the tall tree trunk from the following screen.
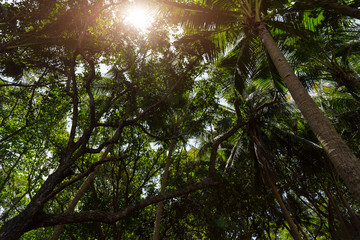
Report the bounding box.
[90,183,106,240]
[49,140,115,240]
[328,203,338,240]
[257,22,360,203]
[332,65,360,93]
[325,2,360,20]
[153,137,177,240]
[321,181,353,239]
[332,176,360,238]
[344,76,360,93]
[302,0,360,20]
[0,163,75,240]
[252,135,304,240]
[266,175,303,240]
[0,123,124,240]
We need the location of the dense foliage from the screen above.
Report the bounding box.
[0,0,360,239]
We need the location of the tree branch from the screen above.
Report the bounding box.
[44,155,127,203]
[209,105,246,176]
[33,178,217,228]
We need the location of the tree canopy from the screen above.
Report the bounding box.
[0,0,360,239]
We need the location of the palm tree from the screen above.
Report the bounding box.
[163,0,360,202]
[285,17,360,98]
[251,130,304,240]
[190,55,309,237]
[225,81,359,238]
[239,88,306,239]
[257,21,360,202]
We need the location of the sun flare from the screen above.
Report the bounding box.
[125,6,154,31]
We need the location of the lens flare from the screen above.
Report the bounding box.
[125,6,153,31]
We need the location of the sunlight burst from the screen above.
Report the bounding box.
[125,6,154,31]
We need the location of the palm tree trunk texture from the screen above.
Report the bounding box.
[257,22,360,203]
[153,138,177,240]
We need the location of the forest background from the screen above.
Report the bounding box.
[1,0,360,239]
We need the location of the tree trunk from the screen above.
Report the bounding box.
[302,0,360,20]
[266,175,303,240]
[252,135,303,240]
[345,76,360,93]
[326,2,360,20]
[257,22,360,203]
[50,138,115,240]
[0,126,123,240]
[322,181,353,239]
[153,137,177,240]
[332,66,360,93]
[49,164,103,239]
[0,163,74,240]
[332,177,360,238]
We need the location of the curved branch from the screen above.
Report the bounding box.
[44,155,127,203]
[209,115,246,176]
[34,178,217,228]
